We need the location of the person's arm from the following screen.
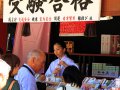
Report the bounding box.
[45,62,54,76]
[59,61,68,68]
[12,80,20,90]
[64,58,79,69]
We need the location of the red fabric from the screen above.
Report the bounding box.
[59,21,95,36]
[0,19,7,53]
[60,22,86,33]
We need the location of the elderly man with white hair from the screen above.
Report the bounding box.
[15,49,46,90]
[0,59,11,90]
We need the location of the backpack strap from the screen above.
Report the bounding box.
[8,80,16,90]
[22,65,34,76]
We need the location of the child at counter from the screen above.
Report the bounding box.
[56,65,83,90]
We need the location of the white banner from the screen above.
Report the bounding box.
[3,0,101,22]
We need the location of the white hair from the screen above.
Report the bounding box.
[27,49,44,61]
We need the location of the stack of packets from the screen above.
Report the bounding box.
[80,77,120,90]
[110,78,120,90]
[92,63,119,78]
[81,77,103,90]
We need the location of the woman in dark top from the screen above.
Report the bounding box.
[2,53,20,90]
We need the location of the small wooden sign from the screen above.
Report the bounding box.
[64,41,74,54]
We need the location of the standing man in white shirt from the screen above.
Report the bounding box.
[15,49,46,90]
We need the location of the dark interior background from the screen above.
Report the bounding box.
[49,16,120,54]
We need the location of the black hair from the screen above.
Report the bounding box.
[63,65,83,87]
[54,40,66,49]
[53,40,70,57]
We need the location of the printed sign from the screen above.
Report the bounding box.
[3,0,101,22]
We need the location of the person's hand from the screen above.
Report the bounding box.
[39,74,46,81]
[59,61,68,67]
[53,68,61,75]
